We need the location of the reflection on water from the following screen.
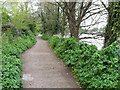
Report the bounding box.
[79,34,104,50]
[64,33,104,50]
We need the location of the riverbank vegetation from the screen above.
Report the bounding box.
[1,0,119,89]
[48,36,119,88]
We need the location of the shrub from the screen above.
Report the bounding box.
[2,55,22,88]
[41,34,50,40]
[48,36,119,89]
[48,35,61,49]
[1,34,36,89]
[63,43,97,67]
[80,41,119,88]
[54,37,79,59]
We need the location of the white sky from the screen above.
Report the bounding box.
[0,0,109,29]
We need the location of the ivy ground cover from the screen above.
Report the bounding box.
[48,36,119,89]
[1,34,36,89]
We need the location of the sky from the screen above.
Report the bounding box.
[0,0,109,29]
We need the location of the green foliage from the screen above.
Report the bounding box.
[74,41,119,88]
[41,34,50,40]
[49,36,79,59]
[49,36,119,88]
[1,1,39,89]
[1,33,36,89]
[2,55,22,88]
[2,7,10,25]
[40,3,67,36]
[55,38,79,59]
[2,2,40,37]
[64,43,97,67]
[104,2,120,47]
[48,35,62,49]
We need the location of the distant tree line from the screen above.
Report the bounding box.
[37,0,119,47]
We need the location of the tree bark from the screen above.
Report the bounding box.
[63,2,92,40]
[104,2,120,48]
[65,2,79,39]
[68,19,79,39]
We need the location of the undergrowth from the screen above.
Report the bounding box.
[48,35,119,89]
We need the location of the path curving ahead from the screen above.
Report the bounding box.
[22,36,80,88]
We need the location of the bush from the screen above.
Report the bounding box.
[54,37,79,59]
[79,41,119,88]
[63,43,97,67]
[48,35,61,49]
[48,36,119,89]
[1,34,36,89]
[41,34,50,40]
[2,55,22,88]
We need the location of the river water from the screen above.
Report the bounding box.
[64,33,104,50]
[79,34,104,50]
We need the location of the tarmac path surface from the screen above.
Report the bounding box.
[22,36,80,88]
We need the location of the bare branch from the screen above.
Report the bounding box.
[77,1,92,24]
[44,5,54,15]
[81,21,105,27]
[82,9,105,21]
[100,0,109,11]
[86,7,102,14]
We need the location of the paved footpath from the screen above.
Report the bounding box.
[22,36,80,88]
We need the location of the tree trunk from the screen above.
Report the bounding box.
[63,2,92,40]
[61,7,66,37]
[104,12,114,47]
[67,2,79,39]
[104,2,120,48]
[68,19,79,39]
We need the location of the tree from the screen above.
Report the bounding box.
[38,2,67,36]
[1,1,38,36]
[103,1,120,47]
[58,0,105,39]
[36,0,105,38]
